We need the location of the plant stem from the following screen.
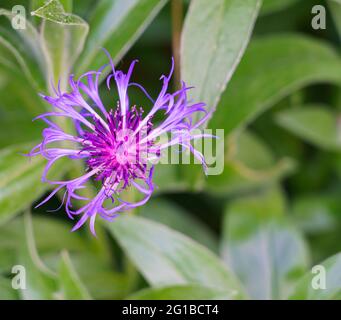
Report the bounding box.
[171,0,183,89]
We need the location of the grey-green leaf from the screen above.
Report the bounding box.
[208,34,341,136]
[0,9,46,90]
[289,253,341,299]
[181,0,261,125]
[221,188,310,299]
[0,143,69,226]
[58,251,92,300]
[205,130,296,195]
[31,0,89,90]
[107,216,246,299]
[139,198,218,252]
[275,104,341,151]
[75,0,167,75]
[129,284,232,300]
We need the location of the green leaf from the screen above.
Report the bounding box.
[208,34,341,136]
[129,284,232,300]
[221,188,310,299]
[0,65,46,148]
[328,0,341,40]
[108,215,246,299]
[181,0,261,125]
[58,251,92,299]
[289,253,341,299]
[17,211,57,300]
[0,276,19,299]
[261,0,299,15]
[66,252,132,299]
[292,193,341,233]
[75,0,168,75]
[31,0,89,90]
[205,130,296,195]
[275,104,341,151]
[0,9,46,90]
[0,142,69,225]
[139,198,218,253]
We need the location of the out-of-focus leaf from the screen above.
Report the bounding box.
[328,0,341,40]
[18,212,57,300]
[261,0,299,15]
[68,252,131,299]
[75,0,168,75]
[58,251,91,300]
[221,188,310,299]
[0,215,86,273]
[181,0,261,125]
[289,253,341,299]
[108,216,246,299]
[152,164,188,193]
[208,35,341,136]
[292,194,341,233]
[0,143,69,225]
[0,66,45,148]
[129,284,231,300]
[0,9,45,90]
[0,276,18,299]
[205,130,296,195]
[275,105,341,151]
[139,198,218,252]
[31,0,89,90]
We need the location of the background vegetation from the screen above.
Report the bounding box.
[0,0,340,299]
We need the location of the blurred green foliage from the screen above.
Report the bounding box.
[0,0,340,300]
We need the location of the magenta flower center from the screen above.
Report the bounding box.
[81,106,154,189]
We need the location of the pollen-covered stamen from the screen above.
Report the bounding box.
[81,105,154,189]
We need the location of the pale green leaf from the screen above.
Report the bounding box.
[208,34,341,136]
[31,0,89,90]
[289,253,341,299]
[58,251,92,300]
[76,0,167,75]
[275,104,341,151]
[108,216,246,299]
[221,188,310,299]
[181,0,262,124]
[129,284,232,300]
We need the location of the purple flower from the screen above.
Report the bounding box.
[28,51,212,235]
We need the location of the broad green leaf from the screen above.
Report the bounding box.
[0,276,18,299]
[31,0,89,90]
[289,253,341,299]
[152,164,188,193]
[0,66,45,148]
[221,188,310,299]
[129,284,232,300]
[139,198,218,252]
[0,9,46,90]
[261,0,299,15]
[181,0,261,124]
[208,34,341,136]
[108,216,246,299]
[58,251,91,300]
[205,130,296,195]
[292,193,341,233]
[275,105,341,151]
[17,212,57,300]
[67,252,132,299]
[75,0,168,75]
[0,142,69,225]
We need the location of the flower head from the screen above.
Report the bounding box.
[28,51,212,235]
